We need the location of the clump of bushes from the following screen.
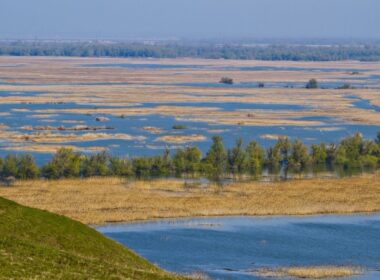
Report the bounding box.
[219,77,234,84]
[0,132,379,181]
[306,79,319,89]
[172,124,187,130]
[258,82,265,88]
[337,83,353,89]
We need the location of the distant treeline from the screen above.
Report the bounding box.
[1,42,380,61]
[0,132,379,182]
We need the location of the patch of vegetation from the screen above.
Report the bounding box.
[254,266,362,279]
[172,124,188,130]
[219,77,234,84]
[0,132,379,181]
[0,197,183,279]
[337,83,353,89]
[2,41,380,61]
[306,78,319,89]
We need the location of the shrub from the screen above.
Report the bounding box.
[306,79,319,89]
[244,141,264,175]
[219,77,234,84]
[42,148,82,179]
[203,136,227,178]
[228,138,246,174]
[172,124,187,130]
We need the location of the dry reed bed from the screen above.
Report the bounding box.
[0,173,379,225]
[254,266,362,279]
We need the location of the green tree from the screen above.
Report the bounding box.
[228,138,246,175]
[42,148,82,179]
[306,79,319,89]
[311,143,327,165]
[244,140,264,175]
[132,157,151,178]
[289,139,310,170]
[150,149,172,177]
[16,154,39,179]
[109,157,132,176]
[173,146,201,175]
[334,133,364,168]
[0,157,3,177]
[2,155,18,178]
[203,136,227,179]
[82,152,110,177]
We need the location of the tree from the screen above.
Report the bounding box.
[42,148,82,179]
[173,146,201,175]
[311,143,327,165]
[109,157,132,176]
[334,133,364,168]
[2,155,18,178]
[306,79,319,89]
[203,136,227,179]
[16,154,39,179]
[268,137,291,168]
[150,149,172,177]
[0,157,3,177]
[289,139,310,170]
[244,141,264,175]
[82,152,110,177]
[219,77,234,84]
[132,157,151,178]
[228,138,246,175]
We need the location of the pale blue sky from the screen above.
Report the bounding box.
[0,0,379,40]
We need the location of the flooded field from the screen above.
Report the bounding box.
[0,57,379,162]
[98,214,380,280]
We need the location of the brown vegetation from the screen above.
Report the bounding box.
[254,266,362,279]
[0,172,379,225]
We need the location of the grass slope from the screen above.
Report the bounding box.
[0,197,183,280]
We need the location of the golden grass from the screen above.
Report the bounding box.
[155,134,207,143]
[0,130,145,144]
[0,172,379,225]
[255,266,361,279]
[2,144,106,153]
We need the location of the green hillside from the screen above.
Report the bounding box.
[0,197,184,280]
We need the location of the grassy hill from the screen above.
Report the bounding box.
[0,197,184,280]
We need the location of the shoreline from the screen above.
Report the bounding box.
[92,210,380,227]
[0,173,379,225]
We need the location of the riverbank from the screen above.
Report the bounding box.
[0,172,379,225]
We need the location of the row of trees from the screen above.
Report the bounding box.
[1,42,380,61]
[0,132,379,181]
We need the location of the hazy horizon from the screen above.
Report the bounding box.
[0,0,379,41]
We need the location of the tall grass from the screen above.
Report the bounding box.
[0,172,378,225]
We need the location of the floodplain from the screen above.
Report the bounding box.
[0,57,379,162]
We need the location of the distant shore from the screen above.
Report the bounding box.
[0,172,379,225]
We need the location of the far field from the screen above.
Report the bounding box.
[0,57,379,162]
[0,172,379,225]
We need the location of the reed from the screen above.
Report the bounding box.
[0,172,379,225]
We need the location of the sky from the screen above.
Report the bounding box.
[0,0,379,41]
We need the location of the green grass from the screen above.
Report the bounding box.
[172,124,187,130]
[0,197,184,280]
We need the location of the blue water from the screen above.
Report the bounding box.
[98,214,380,280]
[1,61,380,163]
[0,92,379,165]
